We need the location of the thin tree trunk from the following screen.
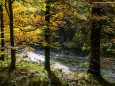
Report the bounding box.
[45,0,51,71]
[8,0,16,70]
[88,7,101,76]
[0,4,4,61]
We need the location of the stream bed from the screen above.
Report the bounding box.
[18,49,115,83]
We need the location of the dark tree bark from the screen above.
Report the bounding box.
[45,0,51,71]
[8,0,16,70]
[0,4,4,61]
[88,7,101,76]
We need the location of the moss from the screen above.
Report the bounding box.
[0,60,114,86]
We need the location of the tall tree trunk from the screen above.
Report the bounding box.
[88,7,101,76]
[45,0,51,71]
[8,0,16,70]
[0,4,4,61]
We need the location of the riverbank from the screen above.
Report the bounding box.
[18,49,115,83]
[0,60,115,86]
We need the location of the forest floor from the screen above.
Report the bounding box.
[24,50,115,83]
[0,60,115,86]
[0,49,115,86]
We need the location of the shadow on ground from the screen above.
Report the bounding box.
[46,70,62,86]
[92,74,115,86]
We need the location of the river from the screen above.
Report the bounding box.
[17,49,115,83]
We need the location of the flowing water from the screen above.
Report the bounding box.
[18,49,115,83]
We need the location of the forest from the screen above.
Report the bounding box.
[0,0,115,86]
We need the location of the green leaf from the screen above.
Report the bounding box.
[0,0,4,3]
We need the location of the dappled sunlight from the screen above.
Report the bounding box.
[0,0,115,85]
[20,49,115,83]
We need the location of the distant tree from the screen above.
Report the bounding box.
[45,0,51,71]
[8,0,16,70]
[0,4,4,61]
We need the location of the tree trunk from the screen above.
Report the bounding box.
[0,4,4,61]
[88,7,101,76]
[45,0,51,71]
[9,0,16,70]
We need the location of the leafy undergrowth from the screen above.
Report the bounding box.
[0,60,114,86]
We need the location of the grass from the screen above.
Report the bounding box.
[0,60,67,86]
[0,59,115,86]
